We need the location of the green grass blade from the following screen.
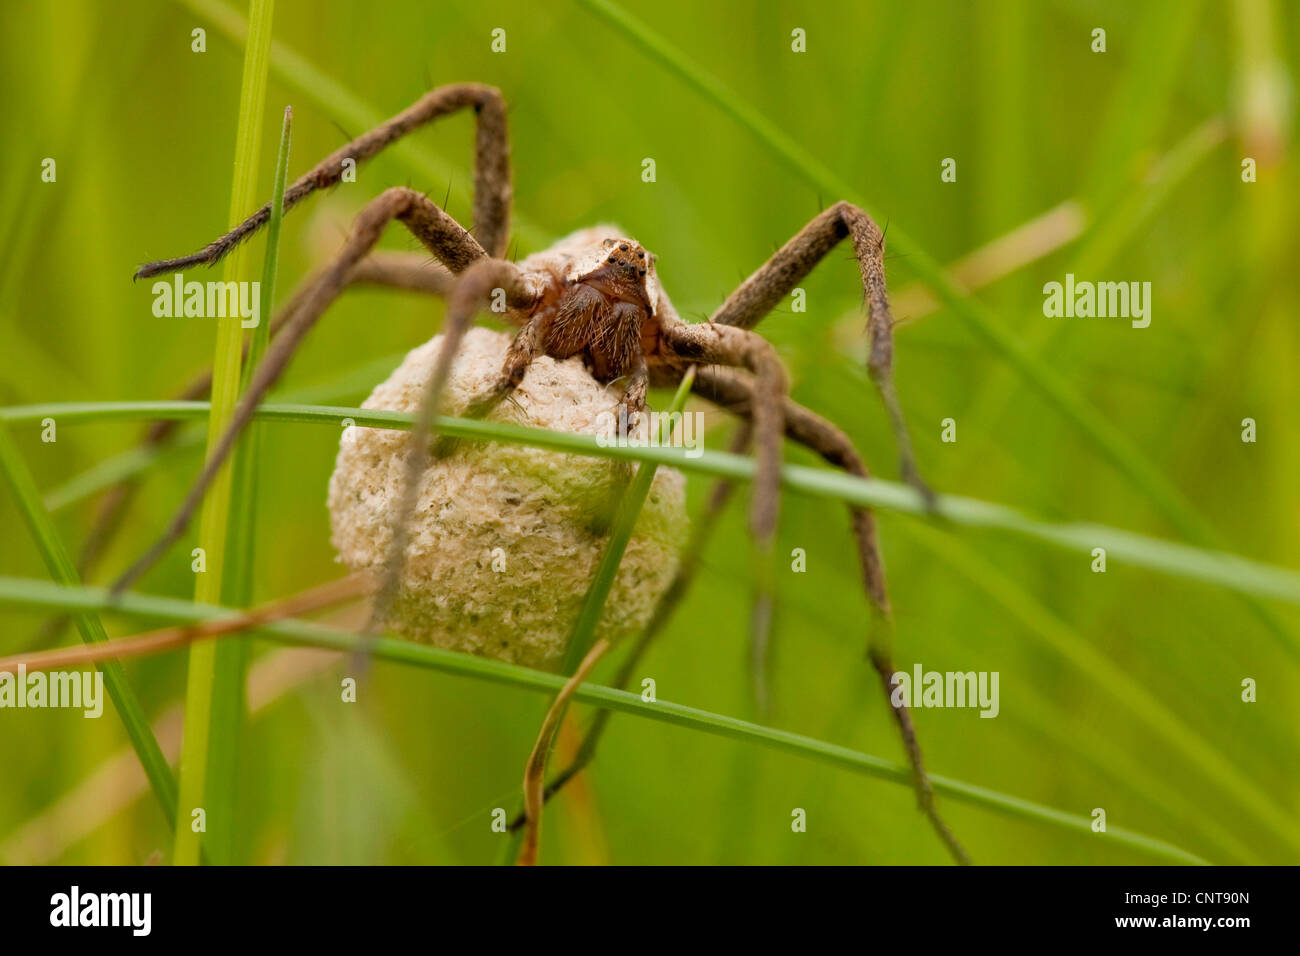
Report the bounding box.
[499,371,696,862]
[562,371,696,672]
[7,400,1298,619]
[43,441,172,514]
[172,0,275,868]
[1078,0,1205,212]
[0,422,179,830]
[204,103,293,865]
[0,575,1211,866]
[41,353,408,514]
[241,104,293,397]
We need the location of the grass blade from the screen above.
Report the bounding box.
[963,116,1229,457]
[172,0,275,868]
[204,103,293,865]
[562,370,696,672]
[0,575,1211,866]
[500,370,696,862]
[897,520,1300,855]
[0,422,179,830]
[6,399,1298,618]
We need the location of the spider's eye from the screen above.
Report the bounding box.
[608,256,616,263]
[636,251,645,259]
[619,243,629,252]
[638,268,646,276]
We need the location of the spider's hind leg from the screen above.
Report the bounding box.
[694,367,969,865]
[514,368,969,864]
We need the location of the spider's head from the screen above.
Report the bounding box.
[576,237,656,310]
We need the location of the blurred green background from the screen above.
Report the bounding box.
[1,0,1297,865]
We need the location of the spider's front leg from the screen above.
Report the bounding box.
[366,256,538,638]
[135,83,513,278]
[117,80,520,592]
[19,252,455,652]
[712,201,934,507]
[663,323,786,536]
[112,188,495,595]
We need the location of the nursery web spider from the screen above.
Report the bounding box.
[112,83,965,864]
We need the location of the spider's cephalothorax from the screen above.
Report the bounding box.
[525,232,658,382]
[118,82,966,864]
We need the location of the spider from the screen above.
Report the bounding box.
[110,83,966,864]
